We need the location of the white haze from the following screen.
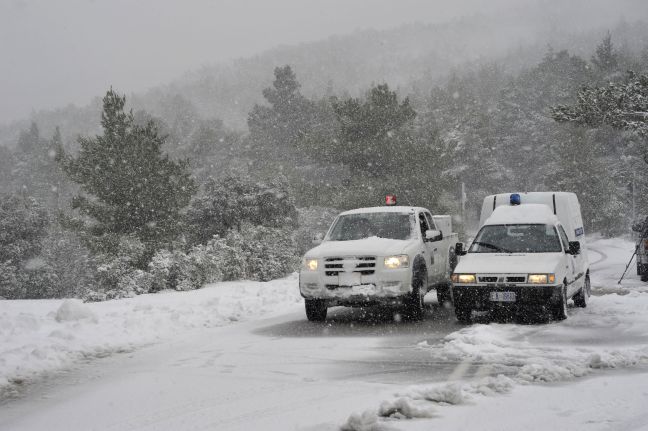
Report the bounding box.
[0,0,646,125]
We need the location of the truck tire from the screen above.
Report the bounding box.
[551,284,568,321]
[305,299,327,321]
[573,274,590,308]
[436,283,452,305]
[455,307,472,324]
[404,266,426,320]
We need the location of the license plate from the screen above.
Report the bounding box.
[490,291,516,302]
[339,272,361,286]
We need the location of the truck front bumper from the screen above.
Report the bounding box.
[299,268,412,307]
[452,284,564,311]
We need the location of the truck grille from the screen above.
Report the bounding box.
[324,256,376,276]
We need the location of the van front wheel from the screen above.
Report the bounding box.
[551,284,568,321]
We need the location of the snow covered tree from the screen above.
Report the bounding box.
[551,72,648,138]
[547,127,624,235]
[248,65,317,161]
[184,175,298,246]
[331,84,416,176]
[591,32,619,74]
[0,194,49,299]
[58,88,197,253]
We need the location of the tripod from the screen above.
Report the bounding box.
[618,221,648,284]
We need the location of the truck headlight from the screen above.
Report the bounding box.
[303,259,318,271]
[528,274,555,284]
[451,273,476,283]
[384,255,409,269]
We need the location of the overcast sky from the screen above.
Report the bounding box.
[0,0,645,125]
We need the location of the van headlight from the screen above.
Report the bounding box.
[384,255,409,269]
[528,274,555,284]
[451,273,476,283]
[303,258,318,271]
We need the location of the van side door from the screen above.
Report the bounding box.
[558,225,578,296]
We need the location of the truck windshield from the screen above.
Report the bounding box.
[469,224,562,253]
[328,213,413,241]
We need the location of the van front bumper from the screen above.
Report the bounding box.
[452,284,563,311]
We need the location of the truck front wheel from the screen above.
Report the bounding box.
[404,268,426,320]
[305,299,327,321]
[436,284,452,306]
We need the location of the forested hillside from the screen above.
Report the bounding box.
[1,10,647,300]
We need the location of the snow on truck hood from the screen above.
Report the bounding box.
[305,237,411,258]
[454,252,563,274]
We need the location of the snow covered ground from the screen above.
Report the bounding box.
[1,237,648,431]
[0,275,303,397]
[342,237,648,430]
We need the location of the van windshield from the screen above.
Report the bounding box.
[469,224,562,253]
[328,213,413,241]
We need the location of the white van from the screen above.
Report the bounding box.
[451,192,590,322]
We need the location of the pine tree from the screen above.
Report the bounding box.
[591,32,619,74]
[331,84,416,176]
[247,65,316,160]
[58,88,197,253]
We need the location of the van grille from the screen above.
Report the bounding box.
[479,276,499,283]
[506,276,526,283]
[324,256,376,276]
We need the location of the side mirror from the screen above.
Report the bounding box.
[455,242,467,256]
[425,229,443,242]
[312,232,324,245]
[567,241,581,255]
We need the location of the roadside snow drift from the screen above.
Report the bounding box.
[0,274,302,397]
[342,237,648,430]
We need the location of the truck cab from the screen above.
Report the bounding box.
[452,192,590,322]
[299,204,458,321]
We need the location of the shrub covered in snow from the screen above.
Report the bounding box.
[146,224,299,291]
[88,236,152,301]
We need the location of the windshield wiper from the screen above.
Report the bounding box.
[471,241,511,253]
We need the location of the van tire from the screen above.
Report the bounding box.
[455,307,472,324]
[305,299,327,321]
[551,284,568,321]
[573,274,590,308]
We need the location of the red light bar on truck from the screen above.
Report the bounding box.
[385,195,397,206]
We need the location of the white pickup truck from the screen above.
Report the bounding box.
[299,205,458,321]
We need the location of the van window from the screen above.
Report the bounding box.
[558,225,570,251]
[469,224,562,253]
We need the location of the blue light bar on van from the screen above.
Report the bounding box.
[510,193,521,205]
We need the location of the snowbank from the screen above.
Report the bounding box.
[0,274,302,397]
[343,237,648,430]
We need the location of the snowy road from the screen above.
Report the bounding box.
[2,237,648,430]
